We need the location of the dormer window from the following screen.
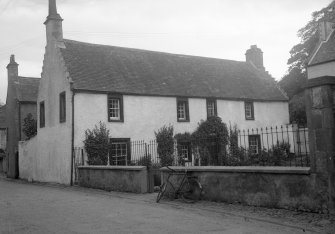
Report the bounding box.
[177,98,189,122]
[108,94,124,122]
[245,101,254,120]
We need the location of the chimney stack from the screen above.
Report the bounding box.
[44,0,63,44]
[245,45,265,71]
[6,55,18,81]
[319,21,335,41]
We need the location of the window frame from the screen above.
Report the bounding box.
[244,101,255,120]
[59,91,66,123]
[40,101,45,128]
[109,138,131,165]
[176,98,190,122]
[177,140,192,162]
[248,134,261,154]
[108,94,124,122]
[206,98,217,118]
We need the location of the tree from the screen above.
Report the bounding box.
[279,1,335,123]
[22,113,37,139]
[155,125,174,167]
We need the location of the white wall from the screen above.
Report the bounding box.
[308,61,335,79]
[19,40,73,185]
[74,93,289,147]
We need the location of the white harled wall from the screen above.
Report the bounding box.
[74,93,289,147]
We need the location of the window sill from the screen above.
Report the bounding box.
[177,119,190,122]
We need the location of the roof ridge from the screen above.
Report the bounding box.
[63,38,247,64]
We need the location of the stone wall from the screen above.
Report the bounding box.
[78,166,149,193]
[161,166,328,212]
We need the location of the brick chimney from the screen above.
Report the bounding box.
[245,45,265,71]
[319,21,335,41]
[6,55,18,82]
[44,0,63,44]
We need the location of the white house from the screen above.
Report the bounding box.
[19,0,289,185]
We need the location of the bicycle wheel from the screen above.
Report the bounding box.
[181,178,203,203]
[156,183,167,203]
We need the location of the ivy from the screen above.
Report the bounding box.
[22,113,37,140]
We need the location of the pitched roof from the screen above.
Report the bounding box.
[309,30,335,66]
[60,39,287,101]
[15,76,40,102]
[0,105,6,128]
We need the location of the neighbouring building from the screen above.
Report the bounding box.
[5,55,40,178]
[19,0,289,185]
[305,20,335,212]
[0,105,6,172]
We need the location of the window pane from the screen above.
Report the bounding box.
[177,101,186,120]
[207,100,215,117]
[110,142,128,165]
[109,98,120,120]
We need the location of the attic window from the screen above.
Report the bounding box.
[206,99,217,118]
[245,101,254,120]
[177,98,189,122]
[108,94,124,122]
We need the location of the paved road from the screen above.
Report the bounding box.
[0,179,316,234]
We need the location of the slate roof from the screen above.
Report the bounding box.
[15,76,40,102]
[0,105,6,128]
[309,30,335,66]
[60,39,287,101]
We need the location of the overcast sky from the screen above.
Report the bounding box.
[0,0,332,103]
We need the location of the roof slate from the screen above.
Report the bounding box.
[15,76,40,102]
[60,39,287,101]
[0,105,6,128]
[309,30,335,66]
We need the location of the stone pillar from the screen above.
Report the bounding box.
[305,76,335,213]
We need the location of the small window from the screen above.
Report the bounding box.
[245,101,254,120]
[206,99,217,118]
[177,141,192,162]
[40,101,45,128]
[177,98,189,122]
[108,94,123,122]
[248,135,261,154]
[109,138,131,165]
[59,92,66,123]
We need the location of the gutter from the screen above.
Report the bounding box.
[70,87,75,186]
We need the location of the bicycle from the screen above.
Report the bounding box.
[156,166,203,203]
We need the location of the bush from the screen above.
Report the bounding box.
[155,125,174,167]
[84,122,110,165]
[136,154,152,167]
[192,116,228,165]
[22,113,37,139]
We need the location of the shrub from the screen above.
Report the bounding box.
[84,122,110,165]
[155,125,174,167]
[22,113,37,139]
[192,116,228,165]
[136,154,152,167]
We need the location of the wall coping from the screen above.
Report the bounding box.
[160,166,311,175]
[78,166,147,171]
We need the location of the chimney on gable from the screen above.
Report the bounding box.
[44,0,63,44]
[319,21,335,41]
[6,55,18,82]
[245,45,265,71]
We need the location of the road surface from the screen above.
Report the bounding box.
[0,178,325,233]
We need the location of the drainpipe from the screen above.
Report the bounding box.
[70,88,75,186]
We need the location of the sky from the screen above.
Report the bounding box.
[0,0,332,103]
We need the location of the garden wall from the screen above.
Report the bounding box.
[161,166,328,212]
[78,166,149,193]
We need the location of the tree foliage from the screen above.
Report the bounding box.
[279,1,335,123]
[84,122,110,165]
[22,113,37,139]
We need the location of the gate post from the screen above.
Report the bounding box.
[305,78,335,213]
